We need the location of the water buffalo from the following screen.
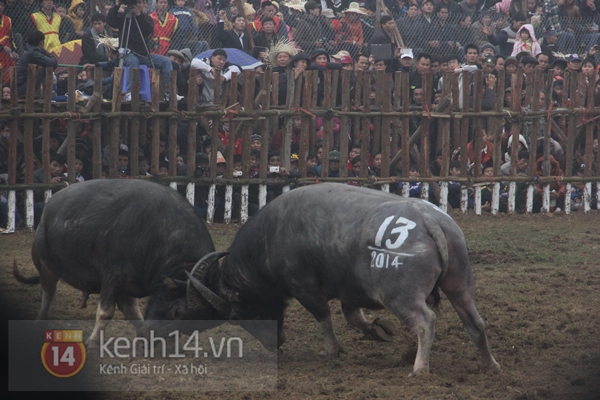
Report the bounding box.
[154,184,500,377]
[14,179,217,346]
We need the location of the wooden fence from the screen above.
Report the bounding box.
[1,64,599,233]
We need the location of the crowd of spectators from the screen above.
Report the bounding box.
[1,0,600,228]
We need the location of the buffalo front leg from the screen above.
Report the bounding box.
[342,304,398,342]
[296,295,344,356]
[387,299,436,377]
[117,295,144,334]
[86,289,118,348]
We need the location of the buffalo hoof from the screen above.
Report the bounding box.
[373,318,398,336]
[367,325,393,342]
[408,368,430,378]
[483,361,502,374]
[319,344,345,357]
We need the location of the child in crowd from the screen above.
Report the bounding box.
[511,24,541,57]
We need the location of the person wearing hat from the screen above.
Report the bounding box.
[480,43,496,57]
[340,2,366,49]
[325,150,341,177]
[250,134,261,151]
[541,28,559,58]
[481,54,496,75]
[484,11,527,57]
[290,51,310,79]
[396,48,414,72]
[567,54,582,73]
[551,58,567,76]
[511,24,541,57]
[269,39,298,104]
[338,54,353,71]
[520,55,538,74]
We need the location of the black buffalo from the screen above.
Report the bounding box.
[154,184,501,377]
[14,179,217,345]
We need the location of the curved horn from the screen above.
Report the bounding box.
[186,252,229,312]
[185,270,231,317]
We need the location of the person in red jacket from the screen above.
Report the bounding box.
[150,0,178,55]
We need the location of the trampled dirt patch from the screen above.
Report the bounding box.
[2,211,600,399]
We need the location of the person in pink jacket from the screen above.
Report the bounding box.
[511,24,541,57]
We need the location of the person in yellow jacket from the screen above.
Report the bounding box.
[30,0,62,50]
[67,0,88,38]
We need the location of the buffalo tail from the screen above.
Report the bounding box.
[13,261,40,284]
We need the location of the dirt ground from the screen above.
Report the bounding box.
[2,212,600,399]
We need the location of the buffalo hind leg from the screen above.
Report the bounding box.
[117,295,144,334]
[443,290,501,373]
[341,305,397,342]
[386,299,436,377]
[295,294,344,356]
[36,261,60,320]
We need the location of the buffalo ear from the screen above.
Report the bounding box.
[228,292,240,303]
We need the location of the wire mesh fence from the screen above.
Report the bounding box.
[4,0,600,73]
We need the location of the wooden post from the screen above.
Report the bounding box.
[360,72,371,178]
[8,67,18,185]
[129,69,141,178]
[24,65,36,185]
[168,70,178,178]
[150,70,161,175]
[508,68,523,213]
[401,72,410,181]
[66,67,77,184]
[42,68,53,184]
[460,70,470,212]
[109,68,123,178]
[380,72,392,185]
[322,70,334,179]
[298,70,313,177]
[472,70,482,179]
[92,67,104,179]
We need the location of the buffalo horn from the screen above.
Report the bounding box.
[186,252,229,313]
[185,270,231,317]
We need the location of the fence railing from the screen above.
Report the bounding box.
[1,63,599,234]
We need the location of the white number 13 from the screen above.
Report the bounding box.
[375,216,416,250]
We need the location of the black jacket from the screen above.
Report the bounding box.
[216,22,251,54]
[16,45,58,86]
[80,31,109,65]
[106,5,154,57]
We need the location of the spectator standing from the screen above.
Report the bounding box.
[216,11,251,54]
[150,0,179,55]
[339,2,366,54]
[67,0,88,38]
[171,0,200,51]
[30,0,63,51]
[0,0,17,85]
[484,11,526,57]
[511,24,541,57]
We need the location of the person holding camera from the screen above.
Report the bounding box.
[106,0,173,96]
